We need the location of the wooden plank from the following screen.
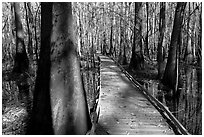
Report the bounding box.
[96,55,175,135]
[112,56,190,135]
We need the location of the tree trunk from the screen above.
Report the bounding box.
[13,3,29,74]
[157,2,166,79]
[197,3,202,68]
[27,3,54,134]
[34,4,40,63]
[28,3,91,134]
[162,2,187,91]
[144,2,150,58]
[118,2,125,64]
[123,43,128,65]
[184,3,193,64]
[109,25,113,56]
[24,2,33,59]
[12,2,30,107]
[102,32,107,55]
[51,3,91,134]
[129,2,144,70]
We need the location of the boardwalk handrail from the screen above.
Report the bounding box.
[84,54,101,134]
[96,56,101,123]
[89,55,101,123]
[110,56,190,135]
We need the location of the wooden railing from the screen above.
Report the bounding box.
[89,55,101,123]
[85,55,101,135]
[110,56,190,135]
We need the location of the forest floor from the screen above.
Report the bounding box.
[95,55,174,135]
[2,103,28,134]
[2,78,30,135]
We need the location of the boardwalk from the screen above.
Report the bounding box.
[96,55,174,135]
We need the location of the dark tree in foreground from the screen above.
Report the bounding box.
[162,2,187,91]
[28,3,91,134]
[27,3,53,134]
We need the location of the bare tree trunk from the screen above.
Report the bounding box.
[12,2,30,107]
[27,3,54,134]
[129,2,144,70]
[157,2,166,79]
[109,25,113,56]
[28,3,91,135]
[24,2,33,59]
[102,32,107,55]
[34,4,40,63]
[144,2,150,58]
[118,2,124,64]
[184,3,193,64]
[197,3,202,68]
[51,3,91,134]
[162,2,187,91]
[13,3,29,74]
[195,7,202,134]
[109,3,115,56]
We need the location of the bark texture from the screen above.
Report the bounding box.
[157,2,166,79]
[162,2,187,90]
[28,3,91,134]
[129,2,144,70]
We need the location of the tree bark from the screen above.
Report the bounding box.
[184,3,193,64]
[162,2,187,91]
[109,25,113,56]
[34,4,40,63]
[12,2,30,108]
[27,3,54,134]
[109,3,115,56]
[50,3,91,134]
[129,2,144,70]
[28,3,91,134]
[24,2,33,59]
[13,2,29,74]
[102,32,107,55]
[157,2,166,79]
[144,2,150,58]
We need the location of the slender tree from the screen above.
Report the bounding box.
[109,24,113,56]
[34,3,40,62]
[184,3,194,64]
[144,2,150,58]
[157,2,166,79]
[24,2,33,59]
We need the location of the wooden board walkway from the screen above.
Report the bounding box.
[95,55,174,135]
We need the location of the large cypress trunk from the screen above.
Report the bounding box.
[28,3,91,135]
[50,3,91,134]
[162,2,186,90]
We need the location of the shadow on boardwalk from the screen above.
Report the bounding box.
[96,55,175,135]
